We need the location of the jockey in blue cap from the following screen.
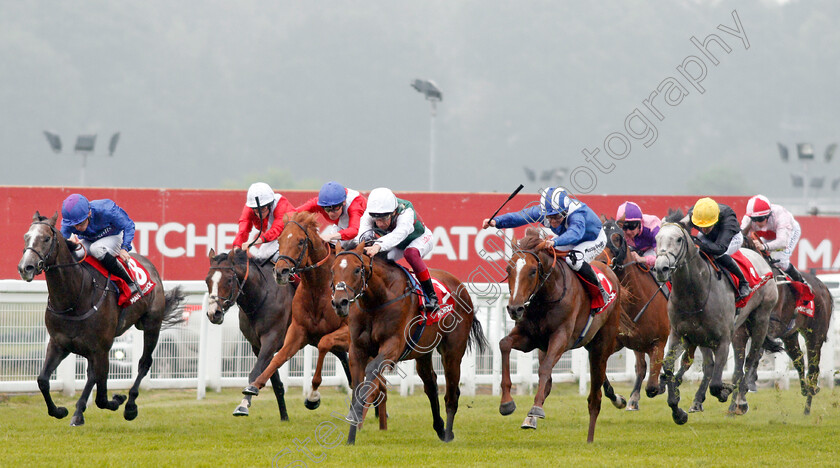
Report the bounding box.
[482,187,610,306]
[60,193,141,295]
[296,181,367,246]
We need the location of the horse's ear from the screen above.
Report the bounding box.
[599,214,607,223]
[48,212,58,226]
[335,242,343,254]
[32,211,41,222]
[208,248,216,260]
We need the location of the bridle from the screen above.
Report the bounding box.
[332,249,374,304]
[208,253,250,311]
[656,223,699,274]
[512,247,566,309]
[22,221,86,275]
[275,220,331,275]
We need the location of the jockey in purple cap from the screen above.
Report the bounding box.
[616,201,661,268]
[60,193,140,295]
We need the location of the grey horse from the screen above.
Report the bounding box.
[653,221,778,425]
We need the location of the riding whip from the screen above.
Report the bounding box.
[487,184,524,223]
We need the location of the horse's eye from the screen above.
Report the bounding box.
[298,239,306,246]
[43,237,51,243]
[677,238,683,243]
[529,269,537,277]
[354,267,361,275]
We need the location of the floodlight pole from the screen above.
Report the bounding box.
[428,98,438,191]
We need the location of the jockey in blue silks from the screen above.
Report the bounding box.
[482,186,610,306]
[60,193,141,295]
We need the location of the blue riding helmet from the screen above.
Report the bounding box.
[317,181,347,207]
[540,187,569,216]
[61,194,90,226]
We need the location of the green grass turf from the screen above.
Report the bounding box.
[1,382,839,467]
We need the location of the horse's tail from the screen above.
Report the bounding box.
[161,285,187,329]
[468,316,489,356]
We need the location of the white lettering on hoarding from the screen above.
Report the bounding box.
[798,239,832,270]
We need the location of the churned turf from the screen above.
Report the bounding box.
[1,383,839,467]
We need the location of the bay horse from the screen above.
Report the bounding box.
[204,248,294,418]
[242,212,354,415]
[330,240,487,444]
[653,220,778,424]
[17,212,185,426]
[738,245,834,415]
[600,219,670,410]
[500,228,624,443]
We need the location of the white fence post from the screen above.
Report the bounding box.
[57,354,76,396]
[491,300,504,396]
[196,293,210,400]
[302,346,313,397]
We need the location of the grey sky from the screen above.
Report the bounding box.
[1,1,837,198]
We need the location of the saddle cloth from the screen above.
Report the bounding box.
[83,256,156,307]
[727,251,773,308]
[574,265,616,314]
[783,273,815,318]
[397,265,456,325]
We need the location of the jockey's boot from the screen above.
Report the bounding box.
[419,278,439,313]
[717,254,750,301]
[100,254,141,296]
[784,264,804,283]
[577,262,610,308]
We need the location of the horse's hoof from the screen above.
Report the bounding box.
[813,386,821,395]
[521,415,538,429]
[688,403,703,413]
[528,406,545,419]
[443,431,455,443]
[626,402,639,411]
[611,395,627,410]
[499,400,516,416]
[70,415,84,427]
[304,398,321,410]
[646,387,661,399]
[804,406,811,416]
[124,403,138,421]
[52,407,69,419]
[243,385,259,396]
[233,405,249,417]
[672,408,688,425]
[735,402,749,415]
[113,394,127,406]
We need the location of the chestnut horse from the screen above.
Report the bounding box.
[204,248,293,418]
[243,212,354,414]
[17,212,185,426]
[600,219,670,410]
[330,241,487,444]
[499,228,623,443]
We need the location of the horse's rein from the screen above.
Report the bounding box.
[517,247,566,308]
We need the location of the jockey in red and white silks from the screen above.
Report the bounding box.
[233,182,296,262]
[740,194,803,282]
[296,181,367,247]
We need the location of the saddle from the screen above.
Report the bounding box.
[82,256,155,307]
[395,264,456,325]
[573,266,616,315]
[707,251,772,308]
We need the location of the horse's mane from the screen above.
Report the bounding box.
[286,211,322,232]
[663,208,685,223]
[515,227,545,250]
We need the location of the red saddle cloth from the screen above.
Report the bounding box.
[787,277,815,318]
[575,266,616,314]
[413,278,457,325]
[728,251,773,308]
[83,256,156,307]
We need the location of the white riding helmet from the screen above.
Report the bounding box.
[367,187,398,214]
[246,182,276,208]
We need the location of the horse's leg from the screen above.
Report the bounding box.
[346,347,394,444]
[91,351,126,412]
[662,333,688,425]
[803,327,825,415]
[307,328,351,410]
[498,329,530,416]
[415,353,446,441]
[238,337,288,419]
[376,379,388,431]
[627,351,646,411]
[689,348,713,413]
[70,361,97,426]
[602,376,627,410]
[538,350,553,401]
[673,346,695,388]
[783,332,807,396]
[245,322,307,394]
[523,330,570,430]
[646,341,666,398]
[708,334,734,403]
[733,317,769,416]
[585,335,614,443]
[123,327,159,421]
[37,340,71,420]
[440,335,469,443]
[344,347,367,445]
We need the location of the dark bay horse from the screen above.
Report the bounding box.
[243,212,353,414]
[739,248,834,414]
[600,219,670,410]
[330,241,487,444]
[500,228,624,443]
[204,248,293,418]
[653,221,778,424]
[17,212,185,426]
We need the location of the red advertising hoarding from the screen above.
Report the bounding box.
[3,187,839,281]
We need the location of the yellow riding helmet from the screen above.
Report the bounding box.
[691,197,720,228]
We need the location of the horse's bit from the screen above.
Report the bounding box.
[276,220,331,275]
[332,250,373,305]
